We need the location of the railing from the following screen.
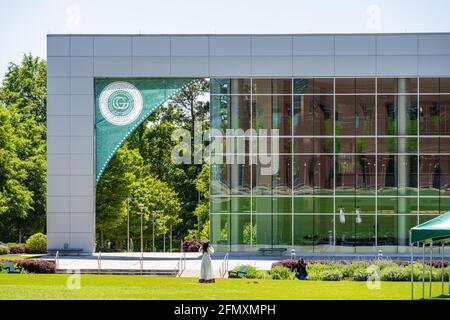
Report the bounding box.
[219,252,229,278]
[175,253,186,277]
[55,251,59,270]
[97,251,102,273]
[140,251,144,275]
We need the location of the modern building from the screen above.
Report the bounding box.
[46,33,450,254]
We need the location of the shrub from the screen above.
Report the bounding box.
[352,269,369,281]
[0,245,9,255]
[380,266,409,281]
[182,239,202,252]
[255,270,271,279]
[13,260,55,273]
[320,270,343,281]
[271,259,298,271]
[9,246,26,254]
[371,260,397,271]
[270,266,294,280]
[231,265,258,279]
[340,261,369,278]
[25,233,47,254]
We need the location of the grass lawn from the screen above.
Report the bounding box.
[0,274,449,300]
[0,255,41,260]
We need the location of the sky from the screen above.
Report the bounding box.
[0,0,450,80]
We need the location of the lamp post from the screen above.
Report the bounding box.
[138,203,145,254]
[152,210,156,252]
[126,195,132,252]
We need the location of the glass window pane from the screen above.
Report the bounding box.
[252,95,272,134]
[356,155,376,195]
[315,137,334,153]
[441,96,450,135]
[440,198,450,213]
[210,95,229,131]
[211,197,230,213]
[230,214,252,249]
[272,197,291,213]
[356,78,375,93]
[378,197,397,214]
[273,155,292,195]
[314,197,333,213]
[335,78,355,94]
[377,215,397,251]
[398,137,417,153]
[398,215,418,251]
[398,95,418,135]
[355,214,375,251]
[419,78,439,93]
[294,215,314,250]
[419,95,440,135]
[419,137,439,153]
[315,155,334,195]
[336,155,355,195]
[398,155,417,196]
[293,155,314,195]
[314,78,334,94]
[356,197,375,213]
[335,197,355,213]
[356,95,375,135]
[440,78,450,93]
[211,78,230,95]
[253,78,291,94]
[419,155,440,196]
[294,197,313,213]
[397,197,418,214]
[378,156,398,195]
[377,137,397,153]
[313,96,334,136]
[419,197,439,215]
[211,164,229,195]
[314,214,334,252]
[398,78,417,93]
[253,214,272,246]
[377,78,397,93]
[440,156,450,196]
[336,95,355,135]
[356,137,375,153]
[293,95,314,135]
[230,95,251,131]
[272,95,292,136]
[253,163,272,195]
[253,197,272,213]
[293,78,313,94]
[335,137,355,154]
[378,95,397,135]
[273,214,292,246]
[230,197,251,213]
[335,212,355,251]
[230,164,251,195]
[440,137,450,153]
[293,138,314,153]
[211,78,251,94]
[211,214,230,250]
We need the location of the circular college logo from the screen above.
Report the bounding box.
[99,81,143,126]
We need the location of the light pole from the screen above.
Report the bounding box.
[138,203,145,254]
[152,210,156,252]
[126,195,132,252]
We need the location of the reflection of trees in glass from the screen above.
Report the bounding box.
[220,222,228,241]
[243,223,256,245]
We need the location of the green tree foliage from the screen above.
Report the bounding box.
[186,163,210,240]
[0,55,47,241]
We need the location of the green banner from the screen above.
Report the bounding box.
[95,78,194,182]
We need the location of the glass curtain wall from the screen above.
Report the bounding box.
[210,77,450,253]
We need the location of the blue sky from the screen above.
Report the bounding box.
[0,0,450,80]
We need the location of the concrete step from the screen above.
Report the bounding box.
[56,269,180,276]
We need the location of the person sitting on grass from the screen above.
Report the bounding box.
[294,258,308,280]
[199,239,215,283]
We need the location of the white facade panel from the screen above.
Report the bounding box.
[377,35,418,55]
[418,55,450,76]
[70,77,93,95]
[47,213,71,233]
[47,175,70,196]
[94,36,132,56]
[376,55,418,76]
[209,56,251,77]
[47,36,70,56]
[252,36,292,56]
[70,57,94,77]
[70,116,93,137]
[132,57,171,76]
[70,176,94,197]
[70,137,94,154]
[47,115,70,137]
[70,154,94,176]
[47,154,70,175]
[335,35,376,55]
[171,36,209,56]
[335,55,376,76]
[419,34,450,55]
[132,36,171,56]
[252,56,292,76]
[71,197,94,213]
[94,57,132,77]
[47,196,70,213]
[47,94,70,116]
[209,36,251,56]
[293,36,334,55]
[293,55,334,76]
[70,213,94,233]
[47,57,70,77]
[47,77,70,95]
[70,36,94,56]
[47,136,70,154]
[171,56,209,76]
[70,95,93,116]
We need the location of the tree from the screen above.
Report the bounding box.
[95,144,143,248]
[0,104,34,241]
[0,54,47,241]
[186,163,210,240]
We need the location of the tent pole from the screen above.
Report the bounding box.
[422,242,425,299]
[410,239,414,300]
[429,241,433,299]
[442,242,445,296]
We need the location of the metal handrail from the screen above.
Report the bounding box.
[175,253,187,277]
[219,252,229,278]
[98,251,102,273]
[140,251,143,275]
[55,251,59,270]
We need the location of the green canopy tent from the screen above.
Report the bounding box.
[409,211,450,300]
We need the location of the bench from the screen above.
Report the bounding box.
[228,266,248,278]
[258,248,287,256]
[1,261,22,274]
